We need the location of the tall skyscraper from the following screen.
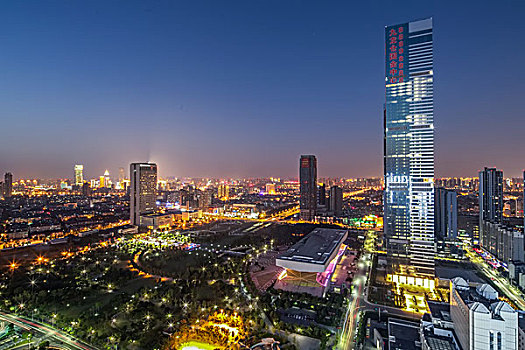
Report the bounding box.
[218,184,229,201]
[130,163,158,226]
[479,167,503,223]
[479,167,503,246]
[299,155,317,221]
[103,170,111,189]
[318,184,327,206]
[435,187,458,239]
[384,18,435,282]
[118,167,125,183]
[197,189,213,209]
[3,172,13,198]
[329,185,343,217]
[74,164,84,186]
[82,182,91,197]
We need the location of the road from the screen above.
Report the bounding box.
[338,230,419,350]
[338,229,375,350]
[465,246,525,311]
[0,311,98,350]
[338,238,525,349]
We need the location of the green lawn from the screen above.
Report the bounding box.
[143,251,209,275]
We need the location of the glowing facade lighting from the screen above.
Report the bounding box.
[384,18,435,278]
[74,164,84,186]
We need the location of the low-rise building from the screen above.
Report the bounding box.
[169,209,202,222]
[275,228,348,295]
[276,228,348,274]
[140,213,173,230]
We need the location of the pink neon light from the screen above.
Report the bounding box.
[316,244,346,287]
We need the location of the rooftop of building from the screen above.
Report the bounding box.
[427,302,452,323]
[483,220,523,235]
[452,277,516,319]
[388,318,421,350]
[510,261,525,270]
[421,325,458,350]
[425,336,455,350]
[141,212,172,218]
[276,228,347,266]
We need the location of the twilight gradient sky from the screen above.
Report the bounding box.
[1,0,524,179]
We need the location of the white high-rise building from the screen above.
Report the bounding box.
[103,169,111,188]
[130,163,157,226]
[74,164,84,186]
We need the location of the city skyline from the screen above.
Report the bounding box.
[1,1,525,179]
[4,162,525,182]
[1,7,525,350]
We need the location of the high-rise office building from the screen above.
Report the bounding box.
[329,186,343,217]
[318,184,327,206]
[435,187,458,239]
[218,184,229,201]
[74,165,84,186]
[118,167,125,183]
[181,186,199,208]
[479,167,503,223]
[3,173,13,198]
[82,182,91,197]
[198,189,213,209]
[103,170,111,189]
[130,163,158,226]
[479,167,504,246]
[299,155,317,221]
[384,18,435,282]
[266,183,276,195]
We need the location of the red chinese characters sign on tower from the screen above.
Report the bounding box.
[386,23,409,84]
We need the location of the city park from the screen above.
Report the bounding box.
[0,220,346,349]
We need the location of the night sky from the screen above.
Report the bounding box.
[1,1,524,179]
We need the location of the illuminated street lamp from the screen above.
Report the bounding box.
[9,261,18,271]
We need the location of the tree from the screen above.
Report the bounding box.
[38,340,50,350]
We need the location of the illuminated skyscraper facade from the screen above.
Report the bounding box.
[218,184,229,200]
[130,163,157,226]
[74,164,84,186]
[103,169,111,189]
[300,155,317,221]
[384,18,435,281]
